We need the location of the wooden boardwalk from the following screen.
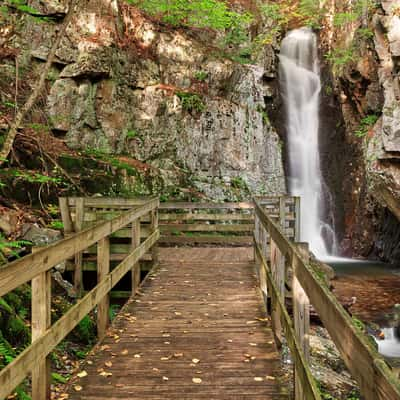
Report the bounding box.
[66,248,289,399]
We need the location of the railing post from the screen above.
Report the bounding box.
[293,243,310,400]
[131,219,141,294]
[31,250,51,400]
[74,197,84,297]
[150,208,159,267]
[294,197,301,242]
[97,236,110,340]
[270,238,285,346]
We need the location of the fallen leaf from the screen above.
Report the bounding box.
[121,349,129,355]
[192,358,200,364]
[173,353,183,358]
[266,375,276,380]
[134,354,141,358]
[74,385,82,392]
[192,378,202,384]
[99,371,112,377]
[162,376,169,381]
[254,377,263,381]
[249,343,257,346]
[77,371,87,378]
[105,361,113,368]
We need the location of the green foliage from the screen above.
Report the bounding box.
[127,0,252,30]
[126,129,138,139]
[298,0,325,29]
[52,372,68,384]
[230,176,249,192]
[352,316,365,331]
[357,27,374,39]
[76,315,96,344]
[7,169,63,185]
[194,71,208,82]
[0,233,31,259]
[256,106,269,124]
[48,220,64,230]
[176,92,206,113]
[0,330,15,368]
[109,304,120,321]
[325,46,357,74]
[355,114,379,137]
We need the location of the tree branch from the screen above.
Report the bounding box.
[0,0,78,165]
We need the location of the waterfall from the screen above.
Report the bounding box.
[279,27,335,258]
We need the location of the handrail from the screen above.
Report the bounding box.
[0,197,160,400]
[253,199,400,400]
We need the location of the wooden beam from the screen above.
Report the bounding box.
[293,243,310,400]
[131,220,141,295]
[74,197,84,296]
[0,198,159,297]
[150,209,159,267]
[253,198,400,400]
[31,262,51,400]
[254,243,321,400]
[0,230,159,399]
[97,237,110,340]
[270,239,284,346]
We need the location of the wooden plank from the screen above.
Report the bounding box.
[97,237,110,340]
[255,243,320,400]
[131,220,141,295]
[159,235,253,245]
[31,265,51,400]
[0,198,159,297]
[159,202,254,210]
[66,197,151,207]
[293,243,310,400]
[74,198,84,296]
[64,247,286,399]
[0,231,159,399]
[159,213,254,221]
[160,224,254,232]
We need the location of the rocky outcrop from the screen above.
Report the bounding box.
[22,0,286,200]
[321,0,400,264]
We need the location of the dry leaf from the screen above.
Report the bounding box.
[173,353,183,358]
[99,371,112,377]
[77,371,87,378]
[121,349,129,355]
[162,376,169,381]
[254,377,263,381]
[134,354,141,358]
[73,385,82,392]
[266,375,276,380]
[192,378,202,384]
[105,361,113,367]
[192,358,200,364]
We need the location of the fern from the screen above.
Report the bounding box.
[0,331,16,368]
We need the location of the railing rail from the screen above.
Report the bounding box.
[0,197,160,400]
[254,199,400,400]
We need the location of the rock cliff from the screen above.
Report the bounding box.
[18,0,285,201]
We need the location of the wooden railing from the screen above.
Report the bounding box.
[254,199,400,400]
[0,197,160,400]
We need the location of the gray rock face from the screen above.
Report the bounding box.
[32,0,286,199]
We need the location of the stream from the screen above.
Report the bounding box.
[330,259,400,367]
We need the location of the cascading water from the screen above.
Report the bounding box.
[279,27,336,259]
